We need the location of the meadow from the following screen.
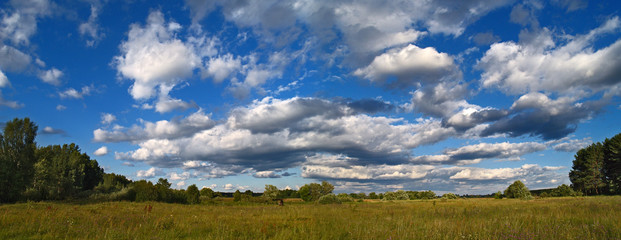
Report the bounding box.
[1,196,620,240]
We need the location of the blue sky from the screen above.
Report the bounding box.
[1,0,621,194]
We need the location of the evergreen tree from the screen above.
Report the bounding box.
[604,133,621,193]
[569,143,607,195]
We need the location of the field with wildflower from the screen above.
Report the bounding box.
[1,196,620,239]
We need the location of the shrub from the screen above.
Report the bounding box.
[493,191,503,199]
[337,193,354,202]
[441,193,458,199]
[504,180,532,200]
[318,193,342,204]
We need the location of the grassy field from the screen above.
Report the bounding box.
[1,196,620,239]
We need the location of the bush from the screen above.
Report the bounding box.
[441,193,458,199]
[504,180,532,200]
[318,193,342,204]
[337,193,354,202]
[493,191,503,199]
[383,190,410,200]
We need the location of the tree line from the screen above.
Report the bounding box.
[0,118,105,203]
[569,132,621,195]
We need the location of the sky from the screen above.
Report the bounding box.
[1,0,621,194]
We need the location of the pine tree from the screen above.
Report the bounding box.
[604,133,621,194]
[569,143,607,195]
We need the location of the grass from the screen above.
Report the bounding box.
[1,196,620,239]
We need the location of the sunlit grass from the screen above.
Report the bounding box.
[1,196,620,239]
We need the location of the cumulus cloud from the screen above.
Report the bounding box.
[253,171,281,178]
[56,104,66,111]
[94,146,108,156]
[113,97,456,172]
[481,92,602,140]
[0,70,8,88]
[78,2,104,47]
[114,11,200,101]
[41,126,65,135]
[136,167,164,178]
[183,0,514,70]
[0,0,52,46]
[412,142,547,165]
[169,171,190,181]
[549,137,592,152]
[38,68,63,86]
[449,164,563,181]
[94,110,215,142]
[354,44,457,88]
[59,86,92,99]
[478,17,621,95]
[202,54,241,83]
[0,45,31,72]
[101,113,116,125]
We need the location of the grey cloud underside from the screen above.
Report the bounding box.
[481,99,604,140]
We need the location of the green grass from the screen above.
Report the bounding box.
[1,196,620,239]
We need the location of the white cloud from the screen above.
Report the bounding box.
[41,126,64,135]
[0,0,52,46]
[59,86,92,99]
[94,146,108,156]
[413,142,547,165]
[203,54,241,83]
[114,11,200,100]
[101,113,116,125]
[449,164,561,181]
[478,17,621,95]
[253,171,281,178]
[78,3,104,47]
[94,110,215,142]
[354,44,456,88]
[154,95,196,113]
[136,167,164,178]
[0,70,9,87]
[114,97,456,172]
[549,137,592,152]
[169,172,190,181]
[56,104,66,111]
[38,68,63,86]
[0,45,32,72]
[223,183,234,190]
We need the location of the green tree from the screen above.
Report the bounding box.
[155,178,172,202]
[200,187,215,199]
[186,184,200,204]
[321,181,334,195]
[29,144,103,200]
[442,193,458,199]
[569,143,607,195]
[337,193,354,202]
[0,118,38,203]
[604,133,621,194]
[133,180,157,202]
[504,180,532,199]
[551,184,579,197]
[368,192,378,199]
[233,190,242,202]
[493,191,503,199]
[318,193,341,204]
[263,184,279,200]
[299,183,323,202]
